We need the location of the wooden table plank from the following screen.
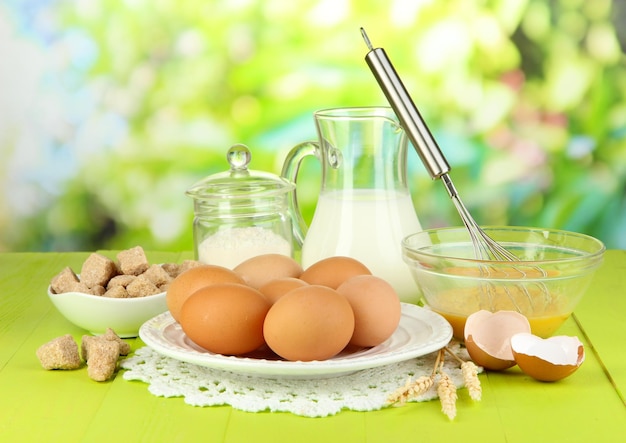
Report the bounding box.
[1,251,624,443]
[0,252,87,369]
[573,249,626,405]
[479,317,626,442]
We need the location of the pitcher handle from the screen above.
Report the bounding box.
[281,141,319,249]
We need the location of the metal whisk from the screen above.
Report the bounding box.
[360,28,519,263]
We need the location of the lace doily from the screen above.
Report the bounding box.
[121,342,480,417]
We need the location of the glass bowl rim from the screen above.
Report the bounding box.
[401,225,606,267]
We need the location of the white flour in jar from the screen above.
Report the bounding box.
[198,226,292,269]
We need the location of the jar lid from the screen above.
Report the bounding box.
[185,144,295,200]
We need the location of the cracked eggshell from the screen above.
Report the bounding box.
[464,310,531,371]
[511,333,585,382]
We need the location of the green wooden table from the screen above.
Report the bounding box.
[1,250,624,442]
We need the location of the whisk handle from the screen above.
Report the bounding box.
[364,45,451,179]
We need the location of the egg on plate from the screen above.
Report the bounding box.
[336,275,401,347]
[299,256,371,289]
[258,277,308,304]
[179,283,271,355]
[234,254,303,289]
[166,265,244,322]
[263,285,355,361]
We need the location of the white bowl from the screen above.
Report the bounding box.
[47,287,168,338]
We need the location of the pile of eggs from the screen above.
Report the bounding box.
[166,254,402,361]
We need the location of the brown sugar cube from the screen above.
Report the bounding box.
[161,263,180,278]
[158,282,171,292]
[50,267,80,294]
[86,340,119,382]
[106,274,136,289]
[178,260,203,274]
[102,328,131,356]
[103,285,129,298]
[117,246,149,276]
[69,281,92,294]
[126,274,160,297]
[143,264,172,287]
[80,253,118,288]
[90,285,106,296]
[36,335,82,370]
[81,335,96,361]
[81,329,130,361]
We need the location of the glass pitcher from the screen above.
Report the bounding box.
[281,107,423,303]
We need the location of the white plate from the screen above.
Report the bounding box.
[139,303,453,379]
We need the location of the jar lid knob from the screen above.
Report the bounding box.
[227,144,252,171]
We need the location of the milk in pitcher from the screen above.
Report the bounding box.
[301,189,422,303]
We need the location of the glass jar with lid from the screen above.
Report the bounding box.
[186,144,298,269]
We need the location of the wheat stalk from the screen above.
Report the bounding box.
[437,370,458,420]
[461,361,482,401]
[444,346,482,401]
[387,345,481,420]
[387,375,435,405]
[386,349,443,405]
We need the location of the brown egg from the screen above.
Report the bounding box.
[179,283,271,355]
[263,285,355,361]
[258,277,308,304]
[336,275,401,347]
[166,265,244,322]
[464,310,531,370]
[300,256,371,289]
[234,254,303,289]
[511,333,585,382]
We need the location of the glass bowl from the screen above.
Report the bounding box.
[401,226,605,339]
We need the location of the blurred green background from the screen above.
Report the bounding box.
[1,0,625,252]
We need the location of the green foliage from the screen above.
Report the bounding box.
[1,0,624,252]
